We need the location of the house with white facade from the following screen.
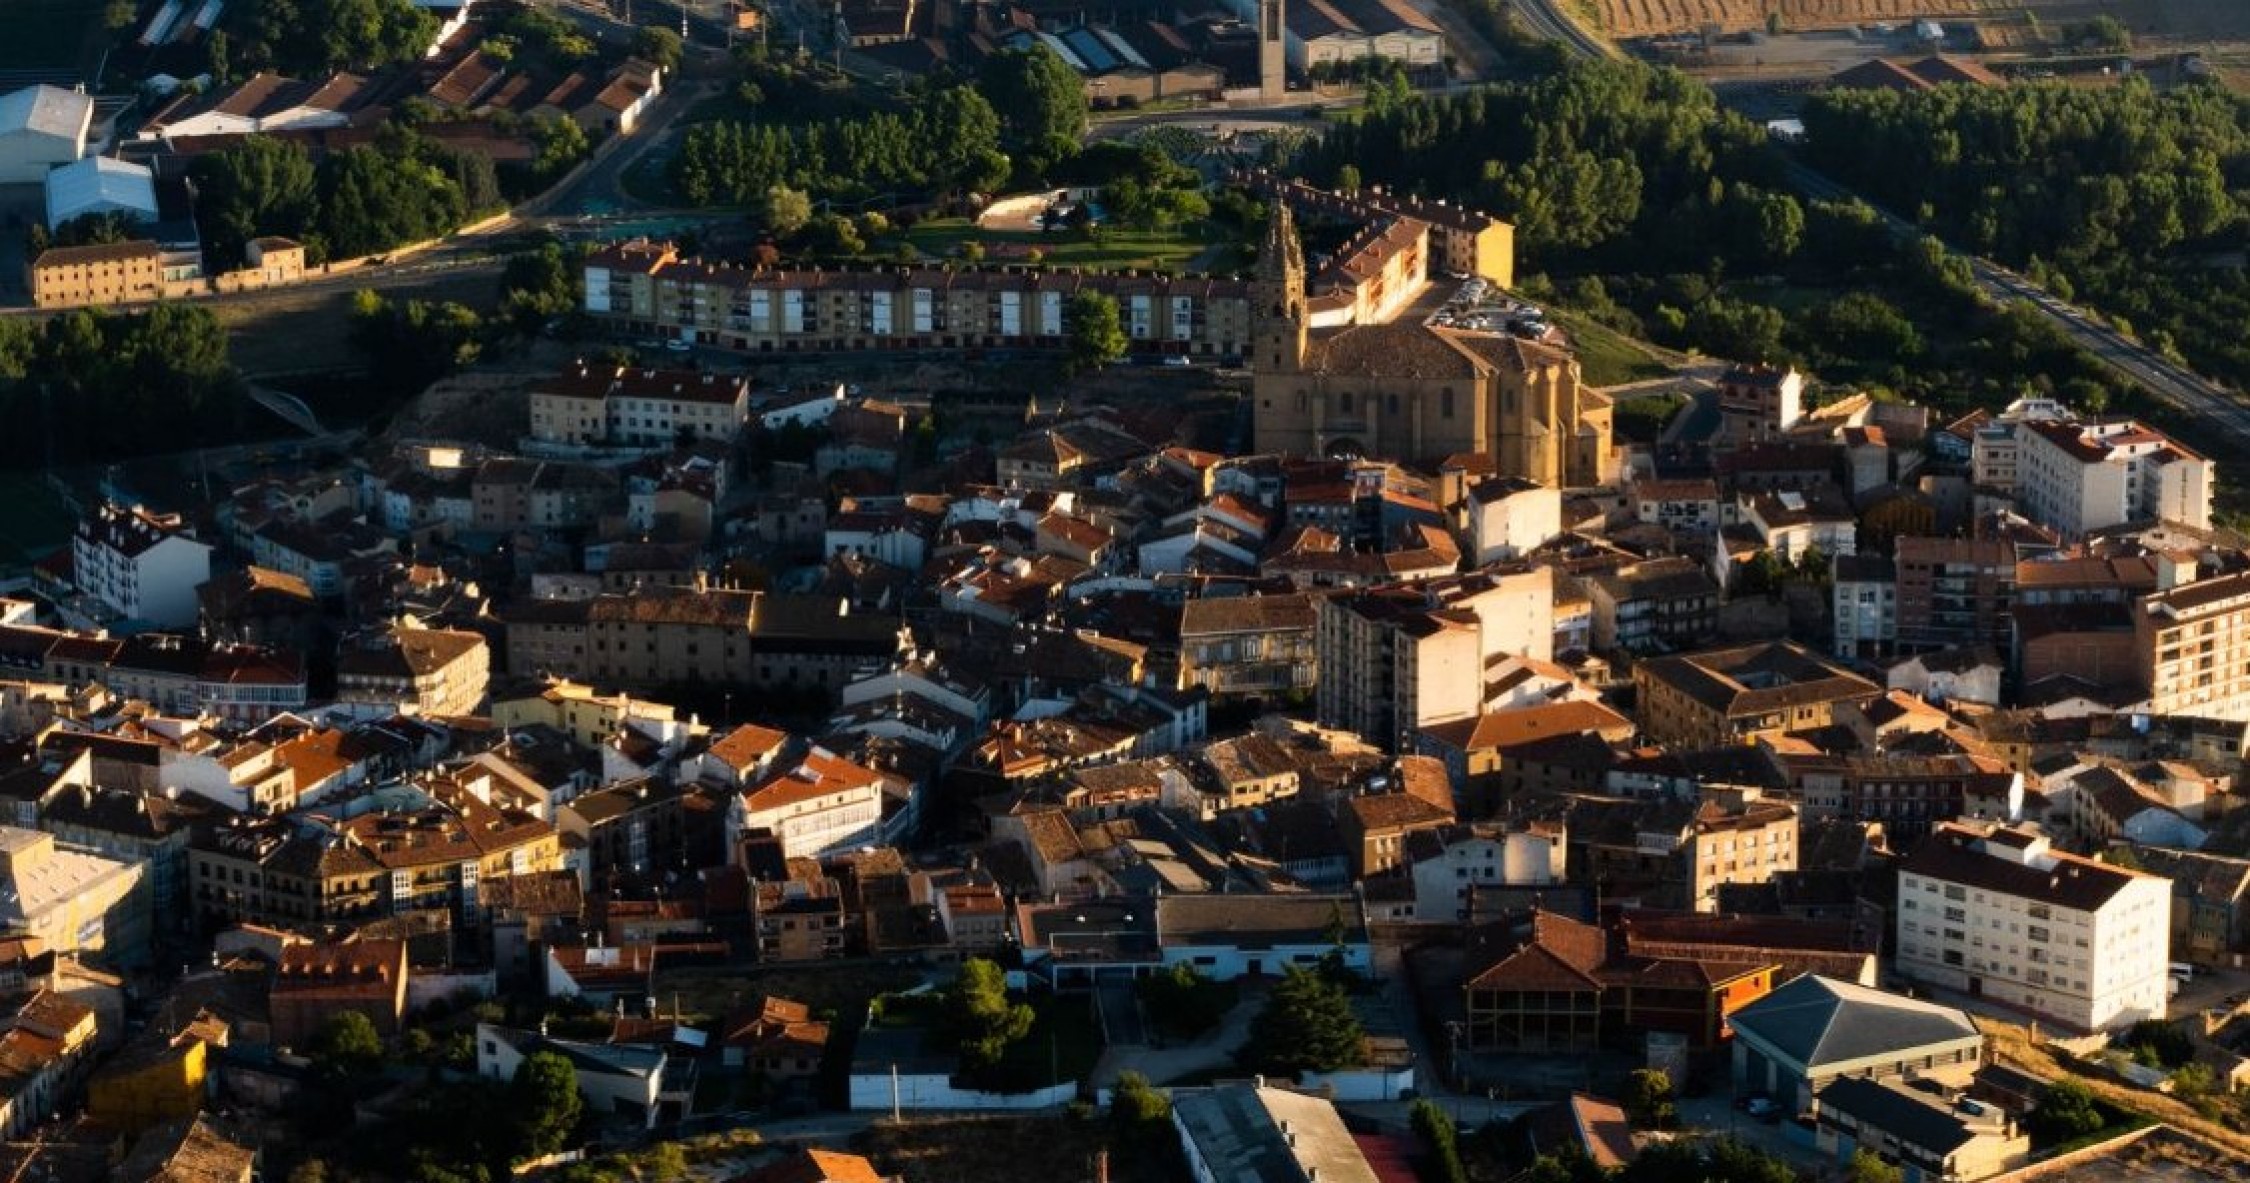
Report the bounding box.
[2014,418,2212,538]
[725,747,887,860]
[1463,476,1562,564]
[1153,892,1372,979]
[476,1022,669,1129]
[1896,820,2172,1032]
[70,503,213,629]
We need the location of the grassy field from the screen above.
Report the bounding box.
[0,0,101,71]
[1549,308,1676,387]
[0,471,79,571]
[899,219,1237,274]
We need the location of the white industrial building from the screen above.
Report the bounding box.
[43,156,158,230]
[1897,820,2173,1032]
[0,84,93,184]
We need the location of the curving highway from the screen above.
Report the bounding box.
[1509,0,1622,60]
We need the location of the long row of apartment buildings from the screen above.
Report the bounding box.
[584,240,1255,357]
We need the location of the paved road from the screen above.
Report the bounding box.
[1511,0,1623,60]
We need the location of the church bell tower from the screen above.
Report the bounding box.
[1254,202,1308,375]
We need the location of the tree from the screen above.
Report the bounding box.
[1137,963,1233,1040]
[943,958,1035,1072]
[1111,1070,1170,1126]
[977,45,1087,154]
[2125,1019,2193,1069]
[2027,1078,2106,1143]
[499,242,579,334]
[1064,290,1127,375]
[1794,543,1831,584]
[636,1143,688,1182]
[1737,548,1789,597]
[311,1011,384,1075]
[531,117,590,184]
[1409,1099,1469,1183]
[1335,163,1362,193]
[1847,1149,1902,1183]
[509,1051,584,1161]
[192,134,321,270]
[1621,1068,1675,1129]
[761,185,813,238]
[1240,965,1364,1077]
[632,26,683,73]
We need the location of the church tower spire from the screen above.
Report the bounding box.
[1254,201,1308,374]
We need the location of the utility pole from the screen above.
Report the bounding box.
[890,1062,900,1122]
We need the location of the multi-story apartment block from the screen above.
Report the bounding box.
[1176,593,1317,699]
[1684,791,1799,913]
[1897,821,2170,1032]
[188,787,563,932]
[335,627,491,718]
[2014,419,2212,538]
[1587,556,1720,656]
[528,363,751,446]
[1716,364,1804,444]
[1894,536,2019,653]
[1831,554,1896,660]
[71,503,213,629]
[0,625,306,722]
[1633,641,1881,750]
[2134,566,2250,724]
[1237,167,1516,285]
[1315,569,1556,750]
[585,239,1253,358]
[726,747,888,861]
[504,585,901,691]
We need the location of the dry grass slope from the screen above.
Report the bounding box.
[1595,0,2250,39]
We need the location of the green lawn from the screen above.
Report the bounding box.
[0,0,101,71]
[899,218,1229,274]
[1551,309,1674,387]
[0,473,79,572]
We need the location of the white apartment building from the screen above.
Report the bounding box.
[726,747,887,860]
[70,503,214,629]
[1897,821,2171,1032]
[1463,476,1562,564]
[1408,823,1565,922]
[2014,419,2212,538]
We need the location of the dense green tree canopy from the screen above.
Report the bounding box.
[1240,965,1364,1077]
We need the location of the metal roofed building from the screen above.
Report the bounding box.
[0,84,93,184]
[43,156,158,231]
[1172,1083,1379,1183]
[1727,974,1982,1111]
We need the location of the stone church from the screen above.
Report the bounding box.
[1250,204,1615,488]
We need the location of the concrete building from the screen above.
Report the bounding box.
[1176,593,1318,700]
[1587,556,1720,656]
[335,627,491,717]
[1716,364,1804,444]
[476,1022,668,1129]
[585,238,1252,358]
[1727,974,1983,1112]
[1632,641,1881,750]
[0,827,149,967]
[0,85,92,184]
[528,362,750,446]
[70,503,213,629]
[1173,1085,1379,1183]
[727,747,887,861]
[26,240,165,308]
[1897,821,2171,1032]
[1811,1076,2030,1183]
[2133,567,2250,724]
[1463,476,1562,563]
[1831,553,1897,660]
[1315,570,1556,750]
[2014,419,2212,538]
[1894,536,2019,653]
